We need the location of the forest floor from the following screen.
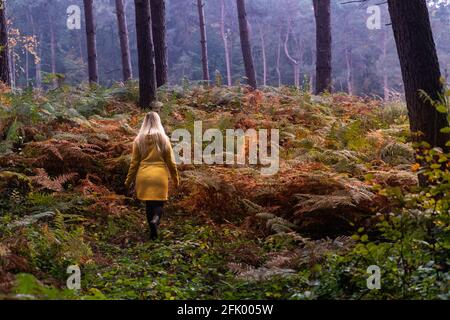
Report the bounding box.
[0,83,447,300]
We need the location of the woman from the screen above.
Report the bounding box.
[125,112,179,240]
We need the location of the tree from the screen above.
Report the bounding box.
[0,0,10,85]
[197,0,209,82]
[151,0,167,87]
[387,0,448,151]
[236,0,257,89]
[83,0,99,83]
[312,0,331,94]
[27,7,41,88]
[134,0,157,108]
[115,0,132,82]
[220,0,232,86]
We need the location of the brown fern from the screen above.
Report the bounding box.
[32,168,78,192]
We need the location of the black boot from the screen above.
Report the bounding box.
[149,207,163,240]
[145,201,164,241]
[149,221,158,240]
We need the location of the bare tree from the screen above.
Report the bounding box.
[388,0,448,153]
[83,0,99,83]
[313,0,332,94]
[151,0,167,87]
[0,0,9,85]
[134,0,157,108]
[197,0,209,82]
[115,0,133,82]
[236,0,257,89]
[276,26,282,87]
[284,19,301,88]
[27,8,41,88]
[220,0,232,86]
[259,24,267,87]
[382,28,389,100]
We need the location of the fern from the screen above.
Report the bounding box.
[31,168,78,192]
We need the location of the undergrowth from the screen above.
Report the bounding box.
[0,83,448,300]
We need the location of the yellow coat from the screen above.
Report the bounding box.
[125,136,179,201]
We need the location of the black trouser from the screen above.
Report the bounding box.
[145,201,165,229]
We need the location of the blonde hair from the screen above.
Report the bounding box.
[134,112,170,157]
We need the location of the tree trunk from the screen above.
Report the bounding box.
[115,0,133,82]
[83,0,99,83]
[259,25,267,87]
[284,20,300,88]
[387,0,448,150]
[150,0,167,87]
[49,15,57,88]
[134,0,157,108]
[345,44,353,96]
[236,0,257,89]
[25,49,29,86]
[197,0,209,82]
[0,0,9,85]
[28,9,41,89]
[313,0,332,94]
[220,0,232,86]
[382,28,389,100]
[276,27,282,87]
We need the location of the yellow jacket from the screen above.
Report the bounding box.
[125,136,179,201]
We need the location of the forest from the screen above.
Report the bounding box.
[0,0,449,301]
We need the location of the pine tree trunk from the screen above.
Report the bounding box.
[83,0,99,83]
[284,20,299,88]
[49,17,57,88]
[134,0,157,108]
[387,0,448,151]
[36,42,42,88]
[197,0,209,82]
[345,44,353,96]
[151,0,167,87]
[25,49,29,86]
[115,0,132,82]
[0,0,9,85]
[259,25,267,87]
[276,27,282,87]
[382,28,389,100]
[236,0,257,89]
[313,0,332,94]
[220,0,232,86]
[27,8,41,89]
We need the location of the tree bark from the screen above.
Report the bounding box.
[25,49,29,86]
[48,10,57,88]
[276,26,282,87]
[150,0,167,87]
[284,20,300,88]
[134,0,157,108]
[115,0,132,82]
[259,24,267,87]
[8,47,14,89]
[313,0,332,94]
[345,43,353,96]
[220,0,232,86]
[27,8,41,89]
[236,0,257,89]
[382,28,389,100]
[387,0,448,150]
[0,0,9,85]
[197,0,209,82]
[83,0,99,83]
